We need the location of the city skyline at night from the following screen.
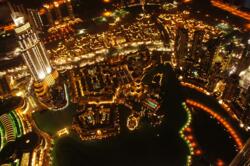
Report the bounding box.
[0,0,250,166]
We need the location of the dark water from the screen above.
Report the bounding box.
[54,64,189,166]
[53,64,245,166]
[191,109,238,164]
[54,104,189,166]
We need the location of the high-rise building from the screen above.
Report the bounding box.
[9,4,60,106]
[53,1,63,22]
[12,15,53,81]
[175,27,188,67]
[66,0,74,18]
[207,62,222,90]
[236,41,250,75]
[43,4,54,26]
[27,9,44,31]
[155,20,170,47]
[222,74,240,101]
[190,30,204,62]
[8,3,44,31]
[6,2,44,31]
[12,3,26,16]
[200,36,221,74]
[42,0,76,26]
[239,87,250,109]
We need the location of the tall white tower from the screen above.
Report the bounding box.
[11,14,52,81]
[9,3,67,110]
[9,2,59,99]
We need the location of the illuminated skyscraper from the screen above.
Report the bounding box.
[9,2,68,111]
[54,1,63,22]
[43,4,54,26]
[175,27,188,67]
[12,15,53,81]
[222,74,240,101]
[190,30,204,62]
[66,0,74,18]
[27,9,44,31]
[203,37,221,73]
[9,3,59,100]
[8,3,44,31]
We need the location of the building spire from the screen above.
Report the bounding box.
[7,1,15,15]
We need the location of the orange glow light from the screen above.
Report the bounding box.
[103,0,111,3]
[217,159,225,166]
[185,127,192,132]
[181,82,238,121]
[195,150,202,155]
[191,143,196,147]
[183,0,192,3]
[39,8,46,15]
[186,99,244,150]
[54,2,59,7]
[103,11,112,17]
[43,4,50,9]
[211,0,250,21]
[245,23,250,30]
[1,24,15,31]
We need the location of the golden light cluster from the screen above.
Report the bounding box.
[103,0,111,3]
